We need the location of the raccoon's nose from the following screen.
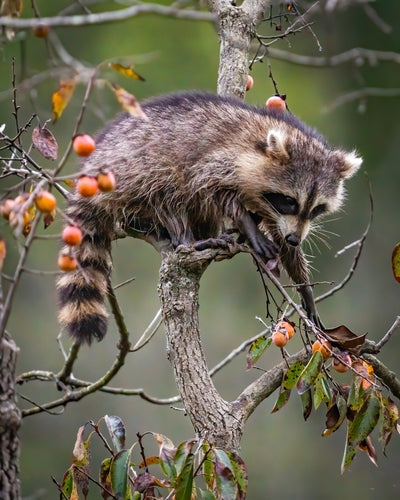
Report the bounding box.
[285,233,300,247]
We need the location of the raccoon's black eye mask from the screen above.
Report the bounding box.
[262,192,299,215]
[309,204,327,219]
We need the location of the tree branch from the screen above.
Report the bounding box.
[267,46,400,67]
[233,349,309,422]
[0,4,215,29]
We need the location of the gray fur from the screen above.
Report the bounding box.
[57,92,362,343]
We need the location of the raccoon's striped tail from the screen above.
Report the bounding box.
[57,235,112,344]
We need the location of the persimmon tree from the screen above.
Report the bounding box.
[0,1,399,499]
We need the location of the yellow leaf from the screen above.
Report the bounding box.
[110,83,148,120]
[0,238,6,272]
[139,455,160,468]
[392,242,400,284]
[110,62,145,81]
[63,178,76,188]
[52,79,76,123]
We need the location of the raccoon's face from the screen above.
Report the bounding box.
[261,191,327,246]
[237,126,362,247]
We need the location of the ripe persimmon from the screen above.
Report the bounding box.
[332,354,351,373]
[312,339,332,360]
[32,25,50,38]
[58,251,78,272]
[266,95,286,112]
[77,175,98,197]
[34,190,57,213]
[275,320,295,339]
[272,330,289,348]
[246,75,254,91]
[62,225,83,246]
[97,171,116,192]
[0,199,15,220]
[73,134,96,156]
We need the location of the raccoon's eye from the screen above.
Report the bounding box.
[263,192,299,215]
[310,204,327,220]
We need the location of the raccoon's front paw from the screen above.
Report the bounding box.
[194,234,234,251]
[252,232,279,261]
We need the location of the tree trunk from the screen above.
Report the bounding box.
[214,2,255,98]
[0,334,21,500]
[158,246,244,451]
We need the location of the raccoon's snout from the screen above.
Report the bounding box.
[285,233,300,247]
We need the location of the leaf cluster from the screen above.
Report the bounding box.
[56,415,248,500]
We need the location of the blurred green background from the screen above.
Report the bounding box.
[0,1,399,498]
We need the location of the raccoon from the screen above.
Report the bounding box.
[57,92,362,344]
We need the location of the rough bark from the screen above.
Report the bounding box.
[211,0,270,98]
[158,246,244,451]
[215,3,254,98]
[0,335,21,500]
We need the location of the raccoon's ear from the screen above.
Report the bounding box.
[264,129,290,161]
[339,150,363,179]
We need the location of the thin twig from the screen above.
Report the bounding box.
[315,177,373,303]
[131,309,163,352]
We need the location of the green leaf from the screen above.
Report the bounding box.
[378,396,399,456]
[60,467,74,498]
[213,449,236,500]
[199,490,217,500]
[174,440,196,476]
[271,387,291,413]
[202,443,214,490]
[99,458,112,500]
[341,427,357,474]
[246,335,272,369]
[154,433,177,482]
[300,389,313,421]
[391,242,400,283]
[227,451,248,500]
[341,394,381,473]
[347,376,364,411]
[282,361,305,390]
[348,394,380,446]
[105,415,126,452]
[174,453,194,500]
[313,372,332,409]
[296,351,324,395]
[110,448,133,500]
[323,395,347,436]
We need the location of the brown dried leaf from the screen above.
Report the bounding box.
[43,209,56,229]
[52,79,76,123]
[72,426,86,463]
[32,125,58,160]
[359,436,378,467]
[323,325,366,353]
[110,83,148,119]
